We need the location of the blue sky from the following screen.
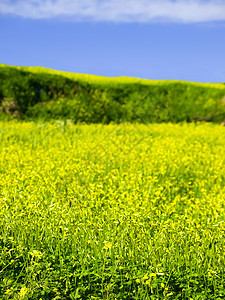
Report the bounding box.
[0,0,225,82]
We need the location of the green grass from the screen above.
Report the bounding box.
[1,63,225,88]
[1,121,225,299]
[1,63,225,124]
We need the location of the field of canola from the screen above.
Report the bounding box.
[0,121,225,299]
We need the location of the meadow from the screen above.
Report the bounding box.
[1,63,224,89]
[1,121,225,299]
[1,64,225,124]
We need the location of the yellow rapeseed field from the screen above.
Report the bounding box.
[0,121,225,299]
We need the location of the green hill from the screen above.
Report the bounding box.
[0,63,225,123]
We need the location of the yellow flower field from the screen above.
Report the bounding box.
[0,121,225,299]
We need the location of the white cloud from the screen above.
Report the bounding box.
[1,0,225,23]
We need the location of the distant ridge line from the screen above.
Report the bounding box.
[0,63,224,89]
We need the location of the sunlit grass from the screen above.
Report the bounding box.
[0,121,225,299]
[1,63,225,89]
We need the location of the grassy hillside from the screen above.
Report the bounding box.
[1,63,225,89]
[0,63,225,123]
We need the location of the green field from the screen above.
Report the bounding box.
[1,63,225,88]
[1,121,225,299]
[1,64,225,123]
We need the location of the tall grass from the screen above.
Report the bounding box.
[0,121,225,299]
